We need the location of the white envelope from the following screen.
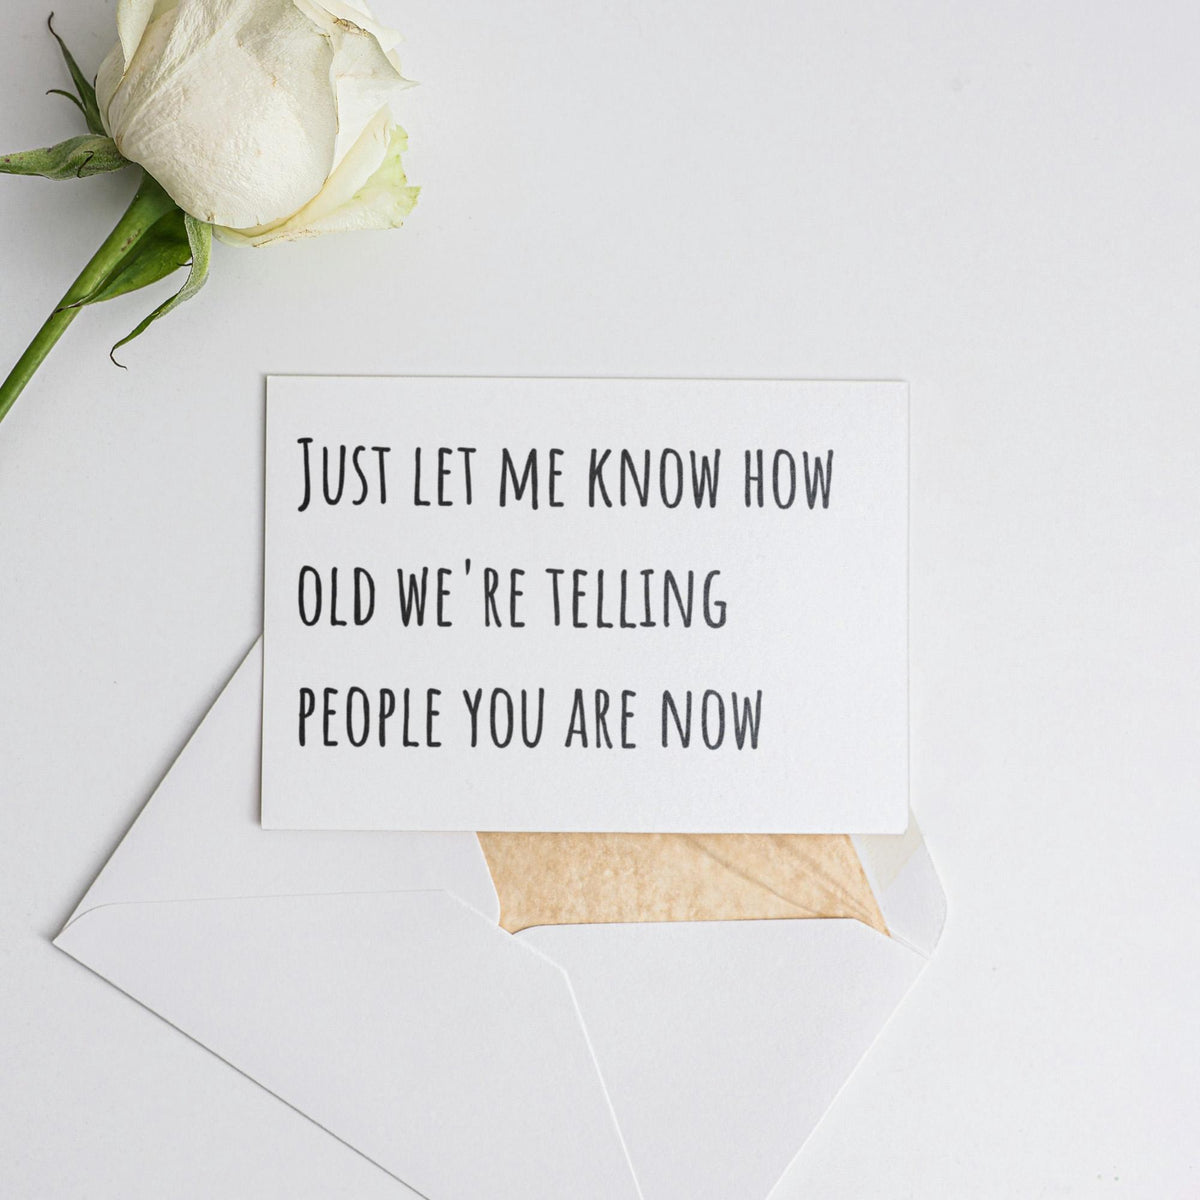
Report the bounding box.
[54,640,945,1200]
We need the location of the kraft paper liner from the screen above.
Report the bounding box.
[478,833,889,937]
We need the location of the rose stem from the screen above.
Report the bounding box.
[0,172,175,427]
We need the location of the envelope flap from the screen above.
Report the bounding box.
[56,890,641,1200]
[65,640,499,927]
[521,918,924,1200]
[854,814,947,956]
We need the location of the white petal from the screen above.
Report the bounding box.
[328,23,410,167]
[293,0,403,53]
[290,0,411,169]
[116,0,177,68]
[104,0,338,229]
[95,42,127,135]
[218,115,416,246]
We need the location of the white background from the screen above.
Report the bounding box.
[0,1,1196,1196]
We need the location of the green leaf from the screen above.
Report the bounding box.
[0,134,129,180]
[112,216,213,362]
[47,14,104,135]
[63,210,192,310]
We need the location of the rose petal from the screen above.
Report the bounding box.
[116,0,177,68]
[218,114,416,245]
[290,0,411,171]
[95,42,127,135]
[293,0,404,54]
[104,0,339,228]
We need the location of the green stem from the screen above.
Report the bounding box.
[0,172,176,427]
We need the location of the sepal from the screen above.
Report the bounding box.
[62,210,193,311]
[47,14,105,135]
[0,135,129,180]
[112,215,213,360]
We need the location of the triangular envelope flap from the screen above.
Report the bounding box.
[854,812,947,956]
[520,919,924,1200]
[56,891,641,1200]
[63,640,499,927]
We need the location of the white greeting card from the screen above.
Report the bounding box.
[262,377,907,832]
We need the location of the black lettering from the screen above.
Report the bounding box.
[323,445,347,504]
[691,449,721,507]
[500,449,538,507]
[298,565,321,625]
[744,449,764,507]
[490,688,515,748]
[413,447,430,506]
[661,690,691,747]
[346,687,370,747]
[588,449,612,507]
[396,567,429,626]
[483,567,501,626]
[804,450,833,509]
[659,448,684,508]
[297,437,313,511]
[351,445,370,505]
[732,691,763,748]
[621,689,636,749]
[322,687,338,746]
[594,689,613,749]
[521,688,545,748]
[372,446,390,503]
[379,688,395,746]
[703,570,726,628]
[436,567,452,627]
[354,567,375,625]
[621,450,651,506]
[298,688,315,745]
[663,570,693,627]
[426,688,442,747]
[772,450,796,508]
[462,688,483,747]
[701,689,725,749]
[565,688,588,747]
[546,568,565,625]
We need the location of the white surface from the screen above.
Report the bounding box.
[56,638,937,1200]
[263,377,908,833]
[1,0,1196,1196]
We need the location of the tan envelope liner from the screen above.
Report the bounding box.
[479,833,887,936]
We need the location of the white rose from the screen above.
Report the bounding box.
[95,0,418,246]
